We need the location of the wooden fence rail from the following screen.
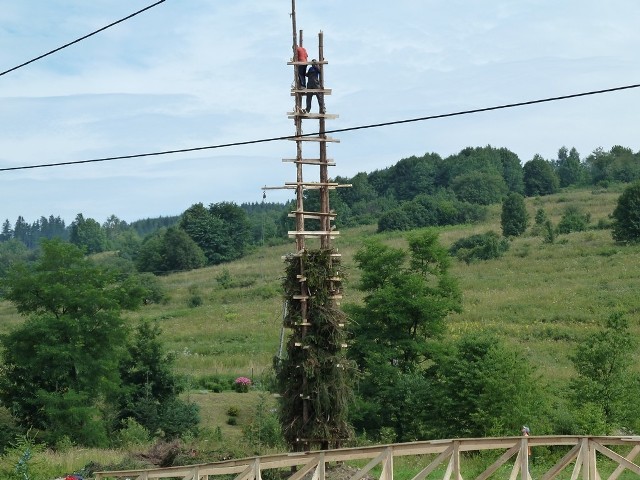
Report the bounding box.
[95,435,640,480]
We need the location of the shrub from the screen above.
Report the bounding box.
[227,406,239,417]
[556,205,590,234]
[187,294,203,308]
[216,268,233,289]
[377,192,488,232]
[116,417,151,448]
[449,231,510,264]
[234,377,252,393]
[193,374,236,392]
[243,394,284,451]
[543,220,556,244]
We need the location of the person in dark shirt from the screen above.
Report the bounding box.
[304,59,325,114]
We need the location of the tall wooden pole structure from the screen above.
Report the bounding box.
[270,0,353,453]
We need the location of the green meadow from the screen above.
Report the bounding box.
[118,185,640,388]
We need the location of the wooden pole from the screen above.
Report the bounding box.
[318,31,330,250]
[291,0,297,52]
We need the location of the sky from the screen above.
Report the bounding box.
[0,0,639,225]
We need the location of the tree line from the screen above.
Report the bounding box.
[2,144,639,271]
[0,201,289,279]
[330,144,640,231]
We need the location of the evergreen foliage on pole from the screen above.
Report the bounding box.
[277,250,354,450]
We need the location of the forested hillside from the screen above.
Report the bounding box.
[2,144,639,270]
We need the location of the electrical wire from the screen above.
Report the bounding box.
[0,0,166,78]
[1,82,639,173]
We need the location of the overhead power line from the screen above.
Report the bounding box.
[1,82,639,173]
[0,0,166,78]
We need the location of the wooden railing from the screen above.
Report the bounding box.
[95,435,640,480]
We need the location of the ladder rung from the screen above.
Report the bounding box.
[288,136,340,143]
[284,182,340,187]
[282,158,336,166]
[291,89,332,96]
[290,210,336,216]
[288,231,339,237]
[287,60,328,65]
[287,112,338,119]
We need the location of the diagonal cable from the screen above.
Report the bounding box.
[0,82,639,172]
[0,0,166,77]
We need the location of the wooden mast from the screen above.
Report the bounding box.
[273,0,350,452]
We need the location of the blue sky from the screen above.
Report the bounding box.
[1,0,639,224]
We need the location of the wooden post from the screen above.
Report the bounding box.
[291,0,297,52]
[318,31,330,250]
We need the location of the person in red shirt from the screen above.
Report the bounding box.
[296,44,308,88]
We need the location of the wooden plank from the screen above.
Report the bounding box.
[287,136,340,143]
[284,181,340,187]
[288,231,339,236]
[283,252,341,258]
[263,185,297,190]
[282,158,336,165]
[290,88,332,95]
[592,441,640,476]
[508,449,521,480]
[349,449,389,480]
[540,444,581,480]
[476,444,520,480]
[290,210,336,216]
[609,444,640,480]
[289,214,327,220]
[410,446,453,480]
[287,113,339,119]
[287,456,320,480]
[287,60,328,65]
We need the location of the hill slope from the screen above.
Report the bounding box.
[131,185,640,391]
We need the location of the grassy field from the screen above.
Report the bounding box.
[2,185,640,475]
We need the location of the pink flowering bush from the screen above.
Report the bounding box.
[234,376,252,393]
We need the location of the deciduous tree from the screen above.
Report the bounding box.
[423,335,542,439]
[0,239,148,446]
[69,213,108,254]
[569,312,640,432]
[347,230,462,440]
[523,155,559,196]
